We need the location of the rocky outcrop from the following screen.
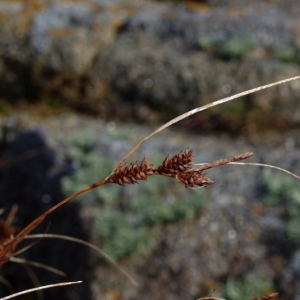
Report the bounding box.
[1,0,300,130]
[1,113,300,300]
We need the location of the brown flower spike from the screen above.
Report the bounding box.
[156,149,193,175]
[107,158,155,186]
[107,150,253,189]
[176,172,214,188]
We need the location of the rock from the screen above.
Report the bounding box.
[0,0,127,101]
[94,2,300,127]
[1,0,300,130]
[1,113,300,299]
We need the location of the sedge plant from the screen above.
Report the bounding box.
[0,75,300,299]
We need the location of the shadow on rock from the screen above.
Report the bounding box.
[0,130,92,300]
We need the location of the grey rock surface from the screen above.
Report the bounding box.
[0,112,299,300]
[0,0,300,127]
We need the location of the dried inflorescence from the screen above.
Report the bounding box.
[107,150,253,189]
[176,172,214,188]
[106,158,155,186]
[156,149,193,175]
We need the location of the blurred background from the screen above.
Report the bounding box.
[0,0,300,299]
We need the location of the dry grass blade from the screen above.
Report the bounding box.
[0,179,106,261]
[0,205,17,248]
[20,261,43,300]
[191,151,254,172]
[250,292,279,300]
[0,147,44,169]
[12,239,42,257]
[0,281,82,300]
[25,234,139,287]
[228,162,300,180]
[4,205,18,229]
[0,276,14,295]
[9,257,67,277]
[112,76,300,171]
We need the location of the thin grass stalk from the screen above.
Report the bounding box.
[0,281,82,300]
[0,180,106,259]
[1,75,299,285]
[19,261,43,300]
[228,162,300,180]
[25,234,138,287]
[9,257,66,277]
[112,75,300,171]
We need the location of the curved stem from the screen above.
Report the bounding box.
[112,75,300,172]
[228,162,300,180]
[9,257,66,277]
[0,281,82,300]
[0,179,106,259]
[25,234,138,287]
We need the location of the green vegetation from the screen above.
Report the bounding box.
[219,37,256,60]
[0,100,13,115]
[216,275,274,300]
[197,35,257,60]
[61,130,204,260]
[94,208,153,260]
[224,102,246,116]
[273,46,298,63]
[262,169,300,206]
[197,36,217,50]
[262,169,300,244]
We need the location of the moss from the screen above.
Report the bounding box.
[216,275,274,300]
[226,102,246,115]
[0,101,13,115]
[285,219,300,243]
[218,37,256,60]
[197,35,257,60]
[273,46,298,63]
[106,127,132,141]
[131,176,203,225]
[262,169,298,206]
[94,208,154,260]
[61,151,116,201]
[262,169,300,244]
[66,129,98,152]
[197,35,217,50]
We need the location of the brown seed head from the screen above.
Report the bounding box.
[156,150,193,175]
[176,172,214,188]
[107,158,155,186]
